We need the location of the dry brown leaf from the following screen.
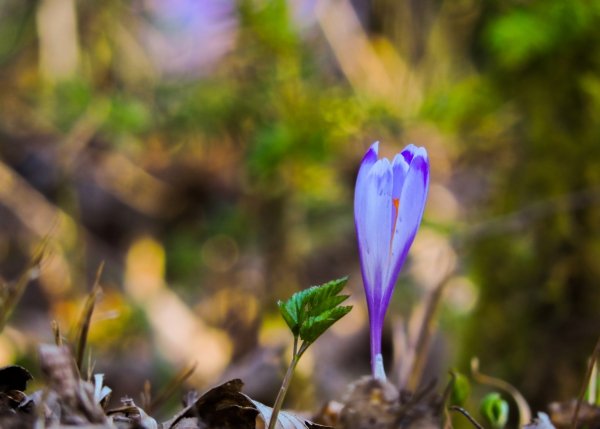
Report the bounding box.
[38,344,109,425]
[166,379,257,429]
[107,397,157,429]
[248,397,331,429]
[0,365,32,392]
[165,379,330,429]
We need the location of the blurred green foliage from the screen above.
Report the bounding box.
[425,0,600,409]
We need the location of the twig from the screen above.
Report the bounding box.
[406,272,453,391]
[148,363,196,414]
[0,239,46,333]
[444,408,454,429]
[440,372,457,428]
[395,377,438,425]
[471,357,531,426]
[51,320,62,346]
[86,351,95,381]
[75,262,104,372]
[571,336,600,429]
[449,405,485,429]
[141,380,152,411]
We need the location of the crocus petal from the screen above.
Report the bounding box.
[400,143,419,164]
[386,148,429,298]
[391,153,409,200]
[354,142,379,286]
[355,142,379,192]
[356,159,393,305]
[354,141,381,285]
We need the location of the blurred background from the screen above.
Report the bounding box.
[1,0,600,420]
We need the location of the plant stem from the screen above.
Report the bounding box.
[571,335,600,429]
[448,406,484,429]
[268,350,301,429]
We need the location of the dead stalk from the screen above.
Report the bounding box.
[75,262,104,372]
[448,405,485,429]
[570,336,600,429]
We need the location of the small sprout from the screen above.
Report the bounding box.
[269,277,352,429]
[584,358,598,405]
[480,392,509,429]
[450,371,471,407]
[572,336,600,428]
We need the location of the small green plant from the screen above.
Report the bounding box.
[450,371,471,407]
[584,358,599,406]
[480,392,509,429]
[269,277,352,429]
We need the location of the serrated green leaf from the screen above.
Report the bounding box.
[279,288,312,335]
[305,277,348,310]
[299,305,352,344]
[310,294,349,316]
[278,277,351,344]
[278,278,345,327]
[277,300,298,334]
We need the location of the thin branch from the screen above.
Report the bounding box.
[0,239,46,333]
[440,372,457,428]
[444,408,454,429]
[51,320,62,346]
[449,406,485,429]
[75,262,104,372]
[571,336,600,429]
[406,272,453,391]
[149,363,196,414]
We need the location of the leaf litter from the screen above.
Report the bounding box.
[2,257,600,428]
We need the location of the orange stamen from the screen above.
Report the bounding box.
[390,198,400,254]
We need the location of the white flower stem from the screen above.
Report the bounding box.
[373,353,386,380]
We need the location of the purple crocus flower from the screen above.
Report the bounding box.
[354,142,430,379]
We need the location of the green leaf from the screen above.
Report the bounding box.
[584,359,599,406]
[277,300,298,334]
[450,371,471,406]
[277,287,313,335]
[277,277,351,343]
[299,305,352,344]
[480,392,509,429]
[311,294,349,315]
[305,277,349,315]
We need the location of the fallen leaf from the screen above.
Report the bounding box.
[166,379,257,429]
[248,397,332,429]
[0,365,32,392]
[38,344,109,425]
[165,379,331,429]
[107,397,157,429]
